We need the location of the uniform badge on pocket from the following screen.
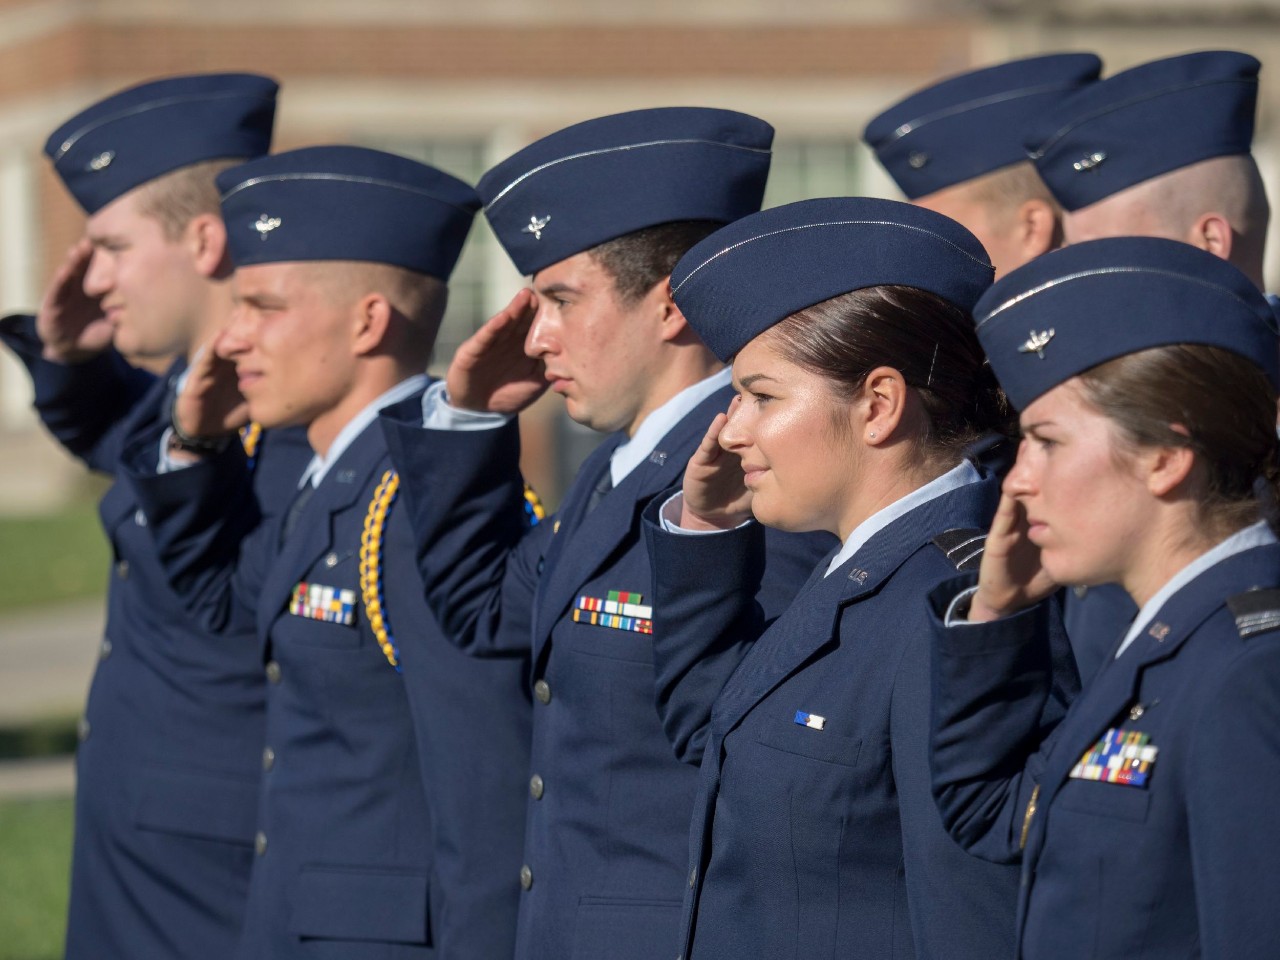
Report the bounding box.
[1069,727,1158,788]
[573,590,653,635]
[290,581,357,626]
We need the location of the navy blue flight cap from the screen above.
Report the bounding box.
[218,146,480,280]
[477,107,773,276]
[1027,51,1260,212]
[45,73,277,216]
[864,53,1101,199]
[670,197,993,362]
[974,236,1279,410]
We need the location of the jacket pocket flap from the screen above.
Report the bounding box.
[133,767,259,845]
[754,721,862,768]
[289,866,430,944]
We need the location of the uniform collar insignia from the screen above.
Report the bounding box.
[523,214,551,240]
[1018,328,1055,358]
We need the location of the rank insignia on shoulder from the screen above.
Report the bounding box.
[932,528,986,571]
[794,710,825,730]
[573,590,653,634]
[1227,588,1280,640]
[1069,727,1158,788]
[290,581,357,626]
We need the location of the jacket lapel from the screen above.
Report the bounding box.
[256,425,386,639]
[533,388,731,659]
[711,475,1000,737]
[1033,543,1280,830]
[102,359,186,533]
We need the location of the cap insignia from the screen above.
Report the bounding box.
[907,151,930,170]
[523,214,551,240]
[253,214,282,240]
[1073,151,1107,172]
[87,151,115,172]
[1018,329,1055,359]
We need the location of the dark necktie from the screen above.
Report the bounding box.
[280,482,317,545]
[586,461,614,514]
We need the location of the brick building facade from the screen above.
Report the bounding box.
[2,0,1279,508]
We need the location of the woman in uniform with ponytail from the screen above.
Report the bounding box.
[641,198,1063,960]
[929,237,1280,960]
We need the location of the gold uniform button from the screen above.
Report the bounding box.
[254,831,268,856]
[529,774,544,800]
[519,864,533,890]
[533,680,551,705]
[265,661,282,684]
[76,717,91,742]
[262,746,275,771]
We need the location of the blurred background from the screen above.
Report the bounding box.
[3,1,1280,956]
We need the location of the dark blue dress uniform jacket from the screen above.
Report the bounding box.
[124,400,532,960]
[644,470,1039,960]
[0,315,310,960]
[380,385,831,960]
[929,542,1280,960]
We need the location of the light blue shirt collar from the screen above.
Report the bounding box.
[610,368,732,486]
[824,460,982,577]
[298,374,429,489]
[1115,519,1277,658]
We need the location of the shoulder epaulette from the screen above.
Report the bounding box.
[1226,588,1280,640]
[931,528,986,572]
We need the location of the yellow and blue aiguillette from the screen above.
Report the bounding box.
[574,590,653,635]
[290,581,357,626]
[1069,727,1158,788]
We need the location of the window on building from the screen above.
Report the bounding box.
[362,139,494,371]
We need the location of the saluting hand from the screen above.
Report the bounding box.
[36,239,112,364]
[445,288,547,414]
[969,490,1059,622]
[679,401,754,531]
[173,330,250,440]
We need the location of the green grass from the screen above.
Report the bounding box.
[0,796,72,959]
[0,501,109,613]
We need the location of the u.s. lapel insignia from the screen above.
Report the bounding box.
[253,214,282,240]
[1069,727,1158,787]
[848,567,870,584]
[289,581,357,626]
[1148,621,1171,641]
[648,450,668,467]
[573,590,653,634]
[88,150,115,172]
[1018,329,1055,358]
[523,214,551,240]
